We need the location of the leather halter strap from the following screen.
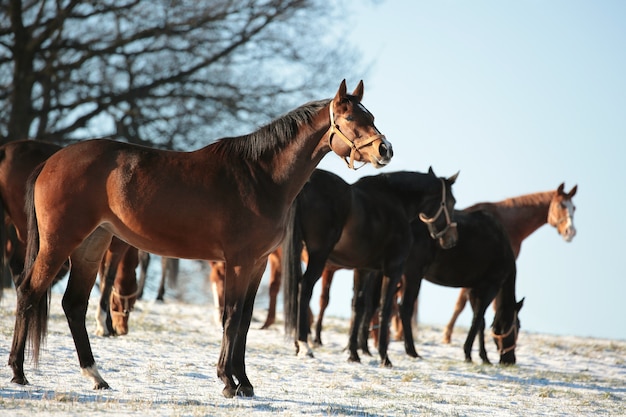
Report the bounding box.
[418,178,457,240]
[491,313,519,355]
[327,103,386,170]
[110,286,139,318]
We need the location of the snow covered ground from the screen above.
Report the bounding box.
[0,289,624,416]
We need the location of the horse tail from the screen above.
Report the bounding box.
[16,162,49,364]
[282,199,304,337]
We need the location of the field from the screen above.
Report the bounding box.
[0,289,624,416]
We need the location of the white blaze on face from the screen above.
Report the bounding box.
[562,200,577,242]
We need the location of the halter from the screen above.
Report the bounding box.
[491,313,519,356]
[110,286,139,318]
[327,103,386,170]
[418,178,457,240]
[548,206,571,227]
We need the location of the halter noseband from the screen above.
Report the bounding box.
[110,286,139,318]
[418,178,457,240]
[491,313,519,356]
[327,103,386,170]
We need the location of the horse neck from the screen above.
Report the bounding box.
[269,108,333,206]
[471,191,554,256]
[494,271,517,328]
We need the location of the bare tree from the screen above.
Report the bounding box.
[0,0,366,149]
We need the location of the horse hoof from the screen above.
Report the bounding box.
[381,359,393,368]
[11,375,29,385]
[94,381,110,390]
[347,354,361,363]
[222,387,236,398]
[237,384,254,397]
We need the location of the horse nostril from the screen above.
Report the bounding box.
[379,143,393,158]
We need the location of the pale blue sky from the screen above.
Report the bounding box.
[313,1,626,341]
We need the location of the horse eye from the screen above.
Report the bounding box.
[345,115,354,122]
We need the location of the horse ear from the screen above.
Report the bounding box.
[352,80,364,102]
[335,79,348,101]
[568,185,578,197]
[557,183,565,194]
[447,171,460,184]
[516,297,525,312]
[428,166,435,176]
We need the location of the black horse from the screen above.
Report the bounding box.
[282,168,459,367]
[353,209,523,365]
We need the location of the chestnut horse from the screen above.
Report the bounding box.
[442,183,578,343]
[283,168,458,367]
[0,140,140,337]
[9,80,392,398]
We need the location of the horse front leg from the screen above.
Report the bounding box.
[377,271,402,368]
[399,277,421,358]
[347,269,366,363]
[313,268,334,346]
[95,241,126,336]
[464,290,492,364]
[218,260,265,398]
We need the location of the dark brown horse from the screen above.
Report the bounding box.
[0,140,67,285]
[9,80,392,398]
[354,208,523,365]
[441,183,578,343]
[283,168,458,367]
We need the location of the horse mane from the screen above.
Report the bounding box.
[210,99,330,160]
[467,190,554,211]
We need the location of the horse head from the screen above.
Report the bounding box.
[548,183,577,242]
[492,297,524,365]
[110,281,139,336]
[418,167,460,249]
[327,80,393,169]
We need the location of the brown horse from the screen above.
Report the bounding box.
[441,183,578,343]
[0,140,140,337]
[9,80,392,398]
[95,237,140,336]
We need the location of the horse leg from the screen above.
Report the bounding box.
[218,260,265,398]
[463,289,494,364]
[9,246,72,385]
[377,270,403,368]
[65,230,113,388]
[399,277,421,358]
[443,288,469,344]
[230,261,265,397]
[313,267,334,345]
[296,256,326,357]
[347,269,367,363]
[209,261,225,324]
[136,251,150,299]
[95,238,127,336]
[359,270,381,355]
[156,257,168,301]
[261,251,280,329]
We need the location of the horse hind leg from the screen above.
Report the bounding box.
[443,288,470,344]
[9,248,69,385]
[64,230,113,389]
